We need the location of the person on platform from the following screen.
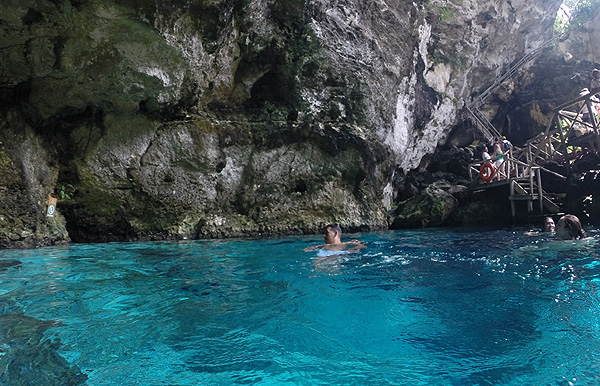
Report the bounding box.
[481,145,492,162]
[493,142,506,181]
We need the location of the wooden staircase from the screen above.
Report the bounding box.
[469,150,565,220]
[465,35,562,142]
[463,33,600,221]
[533,89,600,170]
[508,176,562,219]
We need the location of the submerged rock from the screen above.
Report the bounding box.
[0,260,22,272]
[563,154,600,220]
[0,312,87,385]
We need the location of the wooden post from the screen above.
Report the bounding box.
[537,167,543,215]
[528,166,535,214]
[508,147,513,178]
[510,180,516,220]
[585,97,598,135]
[556,115,571,175]
[528,145,533,179]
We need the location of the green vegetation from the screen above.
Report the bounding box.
[437,4,456,23]
[346,82,367,125]
[423,0,456,24]
[58,184,76,200]
[555,0,600,34]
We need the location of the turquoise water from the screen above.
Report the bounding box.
[1,227,600,385]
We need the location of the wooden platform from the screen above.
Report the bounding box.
[472,179,509,192]
[467,89,600,220]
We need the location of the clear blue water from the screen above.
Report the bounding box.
[1,227,600,385]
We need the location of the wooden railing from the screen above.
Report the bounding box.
[513,131,562,164]
[469,149,530,183]
[465,106,501,142]
[532,87,600,168]
[469,152,549,217]
[509,166,544,217]
[470,147,566,183]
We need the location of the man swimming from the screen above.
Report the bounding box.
[304,223,366,253]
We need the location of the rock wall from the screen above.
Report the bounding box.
[0,0,562,246]
[0,110,69,248]
[480,8,600,146]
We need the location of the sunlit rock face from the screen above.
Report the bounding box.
[480,7,600,148]
[557,10,600,63]
[0,0,561,245]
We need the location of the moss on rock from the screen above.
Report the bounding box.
[391,186,459,228]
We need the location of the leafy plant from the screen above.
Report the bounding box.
[59,184,76,200]
[437,4,456,23]
[423,1,456,24]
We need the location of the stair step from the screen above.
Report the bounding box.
[509,195,540,201]
[512,183,529,195]
[542,196,561,213]
[546,193,567,199]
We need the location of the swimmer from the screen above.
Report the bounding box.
[525,216,556,236]
[304,223,366,253]
[543,217,555,233]
[556,214,586,240]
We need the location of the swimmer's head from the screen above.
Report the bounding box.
[324,223,342,244]
[543,217,555,233]
[556,214,586,240]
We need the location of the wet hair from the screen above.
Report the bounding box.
[557,214,586,239]
[325,223,342,236]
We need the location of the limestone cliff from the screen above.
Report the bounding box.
[0,0,562,246]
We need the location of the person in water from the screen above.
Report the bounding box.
[525,216,555,236]
[543,216,556,233]
[555,214,586,240]
[525,216,556,236]
[304,223,366,253]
